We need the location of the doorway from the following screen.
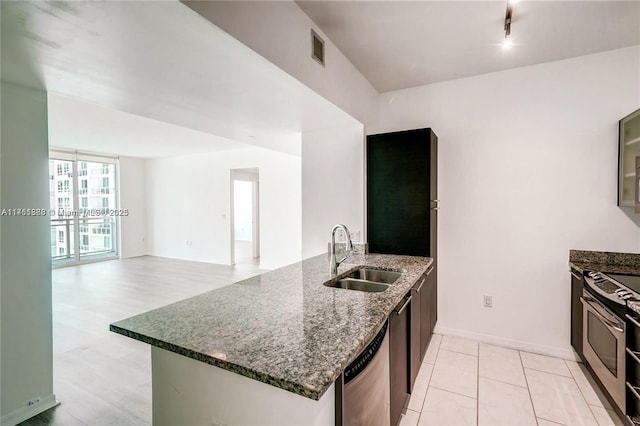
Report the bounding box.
[230,169,260,266]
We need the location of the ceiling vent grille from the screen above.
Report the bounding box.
[311,29,325,66]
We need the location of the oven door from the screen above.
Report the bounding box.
[582,290,626,412]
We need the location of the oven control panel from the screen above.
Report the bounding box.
[585,272,640,306]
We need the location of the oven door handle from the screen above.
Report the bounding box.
[581,297,625,333]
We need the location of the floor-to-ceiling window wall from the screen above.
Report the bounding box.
[49,150,119,265]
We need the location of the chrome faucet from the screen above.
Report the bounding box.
[329,224,353,275]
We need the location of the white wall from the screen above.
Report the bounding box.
[182,0,379,133]
[301,123,365,259]
[378,46,640,357]
[146,146,301,270]
[1,82,57,424]
[152,347,334,426]
[119,156,147,259]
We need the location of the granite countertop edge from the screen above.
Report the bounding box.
[569,249,640,275]
[109,323,321,399]
[110,253,433,401]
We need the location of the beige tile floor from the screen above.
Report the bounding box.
[401,334,624,426]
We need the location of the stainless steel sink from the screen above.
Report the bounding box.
[326,278,390,293]
[345,268,401,284]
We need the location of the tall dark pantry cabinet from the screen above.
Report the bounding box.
[367,128,438,426]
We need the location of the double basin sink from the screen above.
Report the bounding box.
[324,268,402,293]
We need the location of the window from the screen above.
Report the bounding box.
[49,155,118,264]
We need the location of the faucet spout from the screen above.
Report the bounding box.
[329,224,353,275]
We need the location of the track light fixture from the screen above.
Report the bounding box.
[504,1,513,39]
[503,0,517,48]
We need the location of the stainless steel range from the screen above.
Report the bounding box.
[582,271,640,418]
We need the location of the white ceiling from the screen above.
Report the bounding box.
[48,93,255,159]
[4,0,637,158]
[297,1,640,92]
[1,1,357,158]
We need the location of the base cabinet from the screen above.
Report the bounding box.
[570,268,584,359]
[390,267,437,426]
[409,285,421,391]
[389,293,411,426]
[421,266,436,359]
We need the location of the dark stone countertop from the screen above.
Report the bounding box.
[110,253,432,401]
[569,249,640,275]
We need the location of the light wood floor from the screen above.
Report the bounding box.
[20,256,264,426]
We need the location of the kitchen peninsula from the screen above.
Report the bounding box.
[110,253,432,425]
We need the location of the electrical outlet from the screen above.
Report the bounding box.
[351,230,361,242]
[28,397,41,406]
[483,295,493,307]
[336,229,345,243]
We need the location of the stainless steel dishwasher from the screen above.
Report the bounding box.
[343,320,390,426]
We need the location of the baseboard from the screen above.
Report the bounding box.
[434,325,580,361]
[1,394,59,426]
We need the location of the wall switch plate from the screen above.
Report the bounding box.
[351,230,361,242]
[483,295,493,307]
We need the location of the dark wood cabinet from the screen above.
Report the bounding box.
[409,265,438,391]
[389,293,411,426]
[409,279,423,391]
[415,266,437,362]
[425,266,437,350]
[389,270,437,426]
[367,128,438,258]
[570,268,584,359]
[429,268,437,334]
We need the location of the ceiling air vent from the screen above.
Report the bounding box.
[311,29,325,66]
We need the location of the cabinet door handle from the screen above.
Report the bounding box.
[626,314,640,330]
[395,295,412,315]
[570,271,582,280]
[426,266,434,276]
[412,278,425,293]
[626,348,640,366]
